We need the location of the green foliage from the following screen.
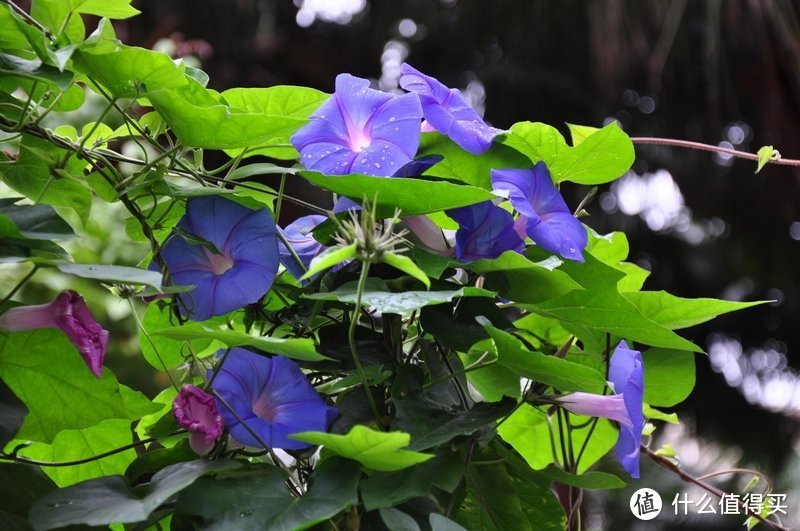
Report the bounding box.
[304,279,493,317]
[0,330,142,442]
[0,3,773,529]
[174,458,360,531]
[29,459,236,529]
[501,121,635,185]
[292,426,434,471]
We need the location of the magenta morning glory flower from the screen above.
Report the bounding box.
[210,347,338,450]
[172,384,224,456]
[291,73,422,177]
[399,64,503,155]
[159,196,279,322]
[0,291,108,378]
[446,201,524,261]
[558,341,645,477]
[491,162,588,262]
[278,214,327,281]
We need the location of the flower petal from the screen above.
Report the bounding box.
[210,348,337,450]
[279,215,327,280]
[292,74,422,176]
[447,201,524,261]
[400,63,501,154]
[491,163,587,262]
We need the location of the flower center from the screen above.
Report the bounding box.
[349,129,372,152]
[252,396,277,421]
[204,249,235,275]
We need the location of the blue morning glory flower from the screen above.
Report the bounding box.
[559,341,645,478]
[159,196,279,321]
[291,73,422,176]
[399,64,503,155]
[278,214,327,281]
[446,201,524,262]
[491,162,588,262]
[210,348,338,450]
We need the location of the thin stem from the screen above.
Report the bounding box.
[0,265,38,308]
[128,299,179,392]
[643,447,787,531]
[631,137,800,167]
[1,436,159,467]
[348,261,381,424]
[276,173,287,222]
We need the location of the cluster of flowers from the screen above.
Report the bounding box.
[0,65,644,476]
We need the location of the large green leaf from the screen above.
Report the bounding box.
[29,459,235,530]
[486,326,606,393]
[74,45,188,98]
[536,465,626,489]
[532,288,700,351]
[291,426,433,471]
[464,252,581,304]
[500,121,634,185]
[359,453,463,510]
[299,171,496,216]
[175,458,360,531]
[56,263,162,289]
[72,0,140,19]
[642,348,696,407]
[0,200,74,240]
[497,404,617,473]
[17,419,138,487]
[418,132,532,189]
[624,291,767,330]
[0,135,91,229]
[304,278,494,317]
[392,395,517,451]
[456,450,565,531]
[149,324,326,362]
[148,87,307,149]
[0,52,72,91]
[0,330,138,443]
[222,86,328,159]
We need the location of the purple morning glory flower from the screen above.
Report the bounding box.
[291,73,422,176]
[210,347,338,450]
[491,162,588,262]
[399,64,502,155]
[278,214,327,280]
[172,384,224,456]
[0,291,108,378]
[159,196,279,322]
[558,341,645,478]
[446,201,524,261]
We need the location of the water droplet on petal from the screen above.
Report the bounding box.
[374,163,381,169]
[47,501,73,508]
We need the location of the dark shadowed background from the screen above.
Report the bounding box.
[102,1,800,528]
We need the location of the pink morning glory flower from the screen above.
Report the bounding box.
[0,290,108,378]
[399,63,503,155]
[558,341,645,477]
[291,73,422,176]
[158,196,279,322]
[491,162,588,262]
[210,348,338,450]
[446,201,524,262]
[172,384,224,456]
